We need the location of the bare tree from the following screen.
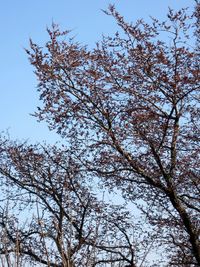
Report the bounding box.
[0,140,147,267]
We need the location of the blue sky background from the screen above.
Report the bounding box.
[0,0,195,143]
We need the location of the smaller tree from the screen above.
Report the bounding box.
[0,139,154,267]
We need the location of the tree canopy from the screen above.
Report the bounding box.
[0,2,199,267]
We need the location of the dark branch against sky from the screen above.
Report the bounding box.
[0,0,194,142]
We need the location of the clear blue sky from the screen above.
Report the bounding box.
[0,0,194,143]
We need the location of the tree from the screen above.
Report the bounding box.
[0,140,148,267]
[0,2,200,266]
